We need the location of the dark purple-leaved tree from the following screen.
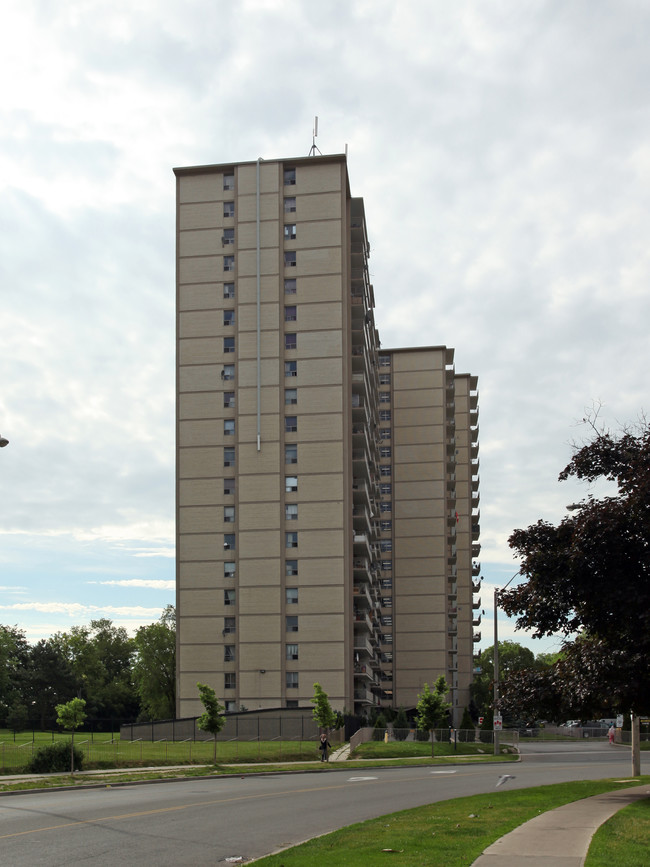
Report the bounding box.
[500,420,650,720]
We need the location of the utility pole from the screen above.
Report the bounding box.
[493,573,518,756]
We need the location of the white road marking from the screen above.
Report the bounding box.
[347,776,378,782]
[430,770,457,774]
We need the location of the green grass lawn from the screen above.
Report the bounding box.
[351,740,509,760]
[585,797,650,866]
[252,778,650,867]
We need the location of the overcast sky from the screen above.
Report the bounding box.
[1,1,647,658]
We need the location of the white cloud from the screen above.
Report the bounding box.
[96,579,175,590]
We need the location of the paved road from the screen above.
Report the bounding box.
[0,743,645,865]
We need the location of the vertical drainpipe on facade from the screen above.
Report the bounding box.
[256,158,262,451]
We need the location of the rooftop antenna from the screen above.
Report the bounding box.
[308,116,322,156]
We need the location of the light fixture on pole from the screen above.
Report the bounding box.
[0,435,8,448]
[493,572,519,756]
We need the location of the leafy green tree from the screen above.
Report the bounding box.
[132,606,176,720]
[393,706,409,740]
[502,420,650,716]
[0,625,30,724]
[26,639,76,729]
[415,676,451,756]
[56,697,87,773]
[311,682,336,731]
[196,682,225,762]
[6,701,29,732]
[471,641,537,719]
[51,619,137,723]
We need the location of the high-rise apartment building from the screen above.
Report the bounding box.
[174,154,480,723]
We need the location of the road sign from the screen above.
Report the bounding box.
[493,714,503,731]
[616,714,624,728]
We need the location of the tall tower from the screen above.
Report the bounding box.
[174,154,481,722]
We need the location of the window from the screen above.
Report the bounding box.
[224,588,236,606]
[286,699,298,708]
[225,673,236,690]
[224,309,235,326]
[285,360,297,377]
[284,278,297,294]
[284,223,297,240]
[380,540,392,552]
[224,533,235,550]
[379,428,391,440]
[380,465,391,477]
[379,355,391,367]
[286,643,299,660]
[379,392,391,403]
[285,504,298,521]
[285,416,297,433]
[224,255,234,272]
[224,506,235,523]
[224,447,235,467]
[224,336,235,353]
[223,173,235,191]
[224,419,235,436]
[284,251,296,267]
[223,616,236,634]
[380,483,392,496]
[285,333,297,350]
[381,560,392,571]
[225,700,237,712]
[286,585,298,601]
[285,444,298,464]
[221,364,235,381]
[285,475,298,492]
[380,446,391,458]
[379,410,391,421]
[286,615,298,632]
[283,167,296,186]
[224,478,235,495]
[379,373,391,386]
[224,645,235,662]
[284,197,296,213]
[224,201,235,218]
[285,531,298,548]
[286,672,299,689]
[224,391,235,408]
[224,561,236,578]
[380,502,392,514]
[223,282,235,299]
[284,305,297,322]
[380,520,392,532]
[285,388,297,405]
[222,228,235,245]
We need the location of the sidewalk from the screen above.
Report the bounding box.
[470,784,650,866]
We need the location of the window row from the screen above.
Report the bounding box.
[221,278,297,301]
[222,445,298,469]
[220,587,298,606]
[224,644,300,662]
[223,615,301,634]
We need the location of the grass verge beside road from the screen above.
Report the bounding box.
[251,778,650,867]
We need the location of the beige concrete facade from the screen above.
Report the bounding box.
[175,154,480,723]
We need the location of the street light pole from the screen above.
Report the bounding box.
[493,573,518,756]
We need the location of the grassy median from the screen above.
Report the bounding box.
[251,777,650,867]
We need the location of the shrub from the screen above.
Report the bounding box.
[458,707,475,743]
[415,727,431,742]
[393,706,409,741]
[372,712,387,741]
[26,741,84,774]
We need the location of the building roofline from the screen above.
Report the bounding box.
[173,153,348,177]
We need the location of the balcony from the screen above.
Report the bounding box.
[473,631,481,643]
[472,561,481,576]
[353,635,374,658]
[472,578,482,594]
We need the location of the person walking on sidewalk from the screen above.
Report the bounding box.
[608,724,616,745]
[318,733,332,762]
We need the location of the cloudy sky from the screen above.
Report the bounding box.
[1,0,647,657]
